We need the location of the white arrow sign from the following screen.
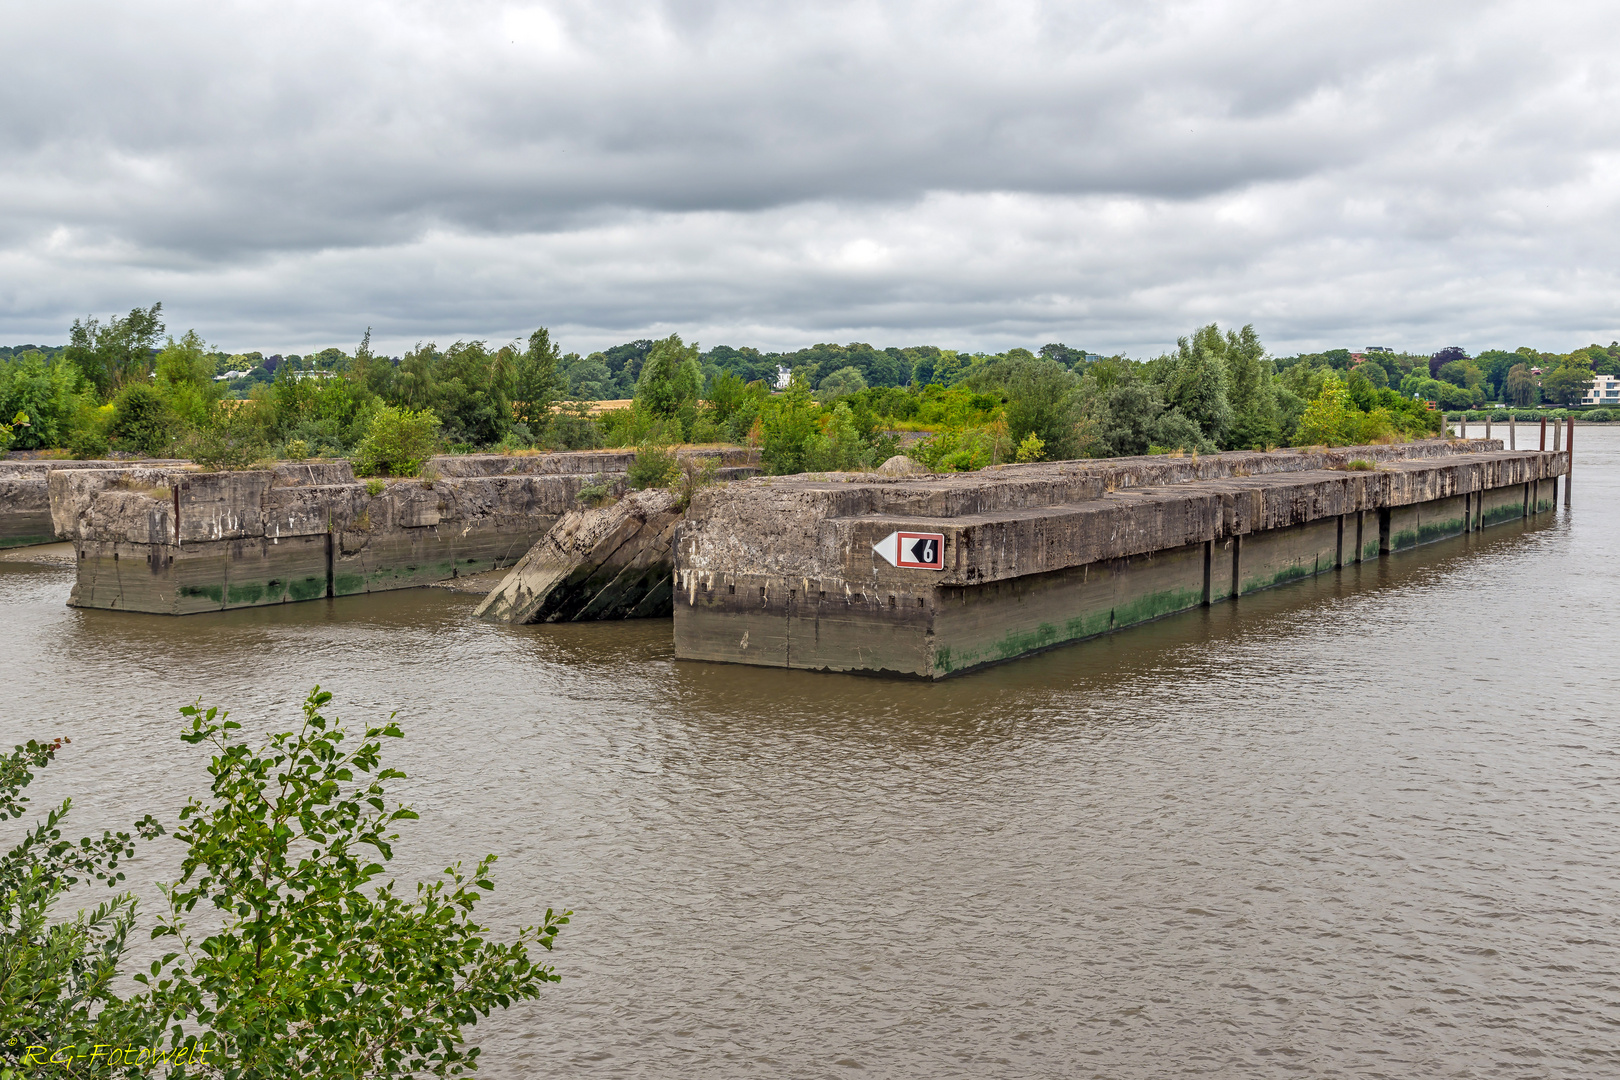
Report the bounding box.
[872,530,946,570]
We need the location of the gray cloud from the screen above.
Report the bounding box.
[2,0,1617,357]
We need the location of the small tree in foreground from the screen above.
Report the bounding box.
[141,688,567,1078]
[1,739,165,1075]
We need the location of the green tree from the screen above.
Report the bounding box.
[1149,408,1213,454]
[1222,324,1278,449]
[1295,373,1360,446]
[1504,364,1537,407]
[1160,326,1233,447]
[64,303,165,399]
[1541,363,1593,408]
[154,330,220,430]
[352,405,441,477]
[1002,358,1080,459]
[803,401,868,471]
[512,327,562,428]
[635,335,702,419]
[1437,359,1485,392]
[1,737,165,1073]
[1094,376,1166,457]
[108,383,176,456]
[0,352,86,450]
[139,689,567,1078]
[760,372,822,474]
[351,328,396,403]
[816,366,868,401]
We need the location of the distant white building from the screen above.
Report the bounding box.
[774,364,792,390]
[1582,373,1620,406]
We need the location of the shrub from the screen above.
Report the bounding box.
[576,477,613,506]
[627,440,678,489]
[353,405,440,477]
[687,411,721,444]
[364,478,386,496]
[138,689,569,1077]
[109,382,176,457]
[67,402,114,458]
[0,352,86,450]
[760,374,822,474]
[1341,459,1376,471]
[549,404,603,450]
[912,427,1002,471]
[1,736,166,1064]
[801,402,870,472]
[1015,432,1046,462]
[186,403,271,471]
[817,366,868,402]
[670,455,719,510]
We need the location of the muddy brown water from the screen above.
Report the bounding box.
[3,430,1619,1078]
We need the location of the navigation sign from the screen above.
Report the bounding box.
[872,530,946,570]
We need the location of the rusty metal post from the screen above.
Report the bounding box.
[1566,416,1574,508]
[1539,416,1546,450]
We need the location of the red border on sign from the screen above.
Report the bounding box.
[896,531,946,569]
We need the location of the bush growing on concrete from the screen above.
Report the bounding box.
[185,402,271,470]
[670,455,719,510]
[627,437,679,489]
[1015,432,1046,462]
[108,383,177,457]
[353,405,440,477]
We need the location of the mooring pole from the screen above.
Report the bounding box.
[1553,418,1562,453]
[1510,415,1516,450]
[1539,417,1547,451]
[1565,416,1574,508]
[1485,416,1492,442]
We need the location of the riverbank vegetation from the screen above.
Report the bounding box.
[2,304,1611,472]
[1,688,566,1077]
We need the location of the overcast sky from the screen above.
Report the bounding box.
[2,0,1617,359]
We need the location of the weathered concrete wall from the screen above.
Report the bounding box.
[53,449,757,613]
[0,459,185,548]
[475,489,683,623]
[674,441,1569,678]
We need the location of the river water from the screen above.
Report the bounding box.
[3,430,1618,1078]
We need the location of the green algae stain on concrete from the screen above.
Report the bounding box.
[1250,563,1314,593]
[934,585,1204,676]
[227,582,266,605]
[0,534,57,549]
[1482,503,1523,527]
[991,622,1063,662]
[1063,608,1114,642]
[1111,586,1203,628]
[287,576,326,601]
[179,583,224,604]
[333,573,366,596]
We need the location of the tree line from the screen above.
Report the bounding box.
[1,303,1608,474]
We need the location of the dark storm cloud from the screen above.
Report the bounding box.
[1,0,1617,356]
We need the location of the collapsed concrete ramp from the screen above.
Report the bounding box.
[475,489,682,623]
